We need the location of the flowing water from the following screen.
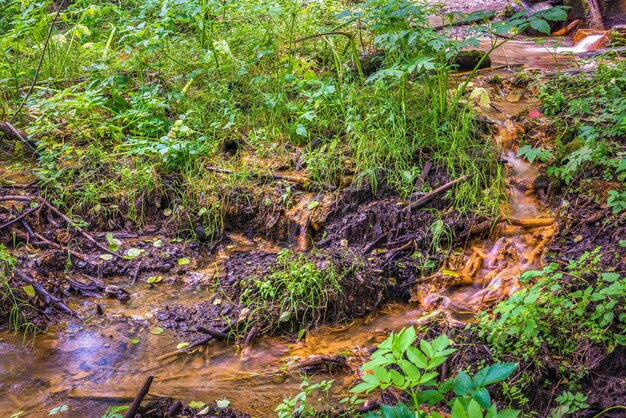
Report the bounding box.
[1,34,606,417]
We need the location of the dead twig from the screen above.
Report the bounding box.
[124,376,154,418]
[405,174,473,212]
[16,270,74,315]
[0,205,40,231]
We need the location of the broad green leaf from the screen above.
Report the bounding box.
[473,387,491,408]
[431,334,450,352]
[451,398,468,418]
[420,339,434,358]
[496,409,520,418]
[454,371,472,396]
[530,19,551,35]
[177,342,190,349]
[216,398,230,408]
[178,257,190,265]
[467,399,483,418]
[473,363,517,387]
[406,346,427,368]
[307,200,319,210]
[295,124,307,137]
[22,285,36,297]
[388,369,406,388]
[130,338,140,344]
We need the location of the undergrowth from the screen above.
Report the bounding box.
[522,61,626,207]
[0,245,36,334]
[0,0,516,240]
[476,249,626,406]
[238,249,344,337]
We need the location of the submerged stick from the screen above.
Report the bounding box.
[124,376,154,418]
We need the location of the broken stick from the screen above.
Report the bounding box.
[124,376,154,418]
[405,174,473,212]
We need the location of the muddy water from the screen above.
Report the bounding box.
[3,36,605,417]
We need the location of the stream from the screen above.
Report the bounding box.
[0,33,603,417]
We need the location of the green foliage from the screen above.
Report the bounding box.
[550,392,588,418]
[100,405,128,418]
[607,190,626,214]
[538,61,626,186]
[352,328,519,418]
[517,145,554,164]
[275,378,333,418]
[240,250,343,334]
[477,249,626,386]
[0,245,36,334]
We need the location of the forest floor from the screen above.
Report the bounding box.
[1,1,625,417]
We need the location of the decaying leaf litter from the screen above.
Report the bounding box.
[1,0,625,417]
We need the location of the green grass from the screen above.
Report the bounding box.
[1,0,507,240]
[0,245,37,334]
[239,249,344,336]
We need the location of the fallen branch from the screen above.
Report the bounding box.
[16,270,73,315]
[405,174,473,212]
[413,161,432,191]
[0,122,36,152]
[0,205,40,230]
[33,232,89,262]
[39,198,123,259]
[157,325,231,362]
[124,376,154,418]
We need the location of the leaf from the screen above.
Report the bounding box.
[48,405,68,415]
[151,327,164,335]
[177,342,189,349]
[153,239,163,248]
[189,401,205,409]
[295,124,307,137]
[178,257,190,265]
[307,200,319,210]
[99,254,113,261]
[163,208,172,216]
[451,398,468,418]
[473,387,491,408]
[406,346,428,368]
[130,338,140,344]
[216,398,230,408]
[124,248,143,259]
[420,339,434,358]
[467,399,483,418]
[473,363,517,387]
[496,409,520,418]
[397,327,416,355]
[22,285,36,297]
[147,275,162,284]
[454,371,472,396]
[530,19,551,35]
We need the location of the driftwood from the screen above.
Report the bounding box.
[413,161,432,191]
[157,325,231,362]
[405,174,473,212]
[0,122,36,152]
[16,270,73,315]
[243,325,258,348]
[124,375,154,418]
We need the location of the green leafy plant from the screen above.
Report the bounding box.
[275,378,333,418]
[478,249,626,390]
[607,190,626,214]
[549,392,588,418]
[352,328,519,418]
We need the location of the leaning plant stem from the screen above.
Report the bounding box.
[10,0,66,123]
[592,406,626,418]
